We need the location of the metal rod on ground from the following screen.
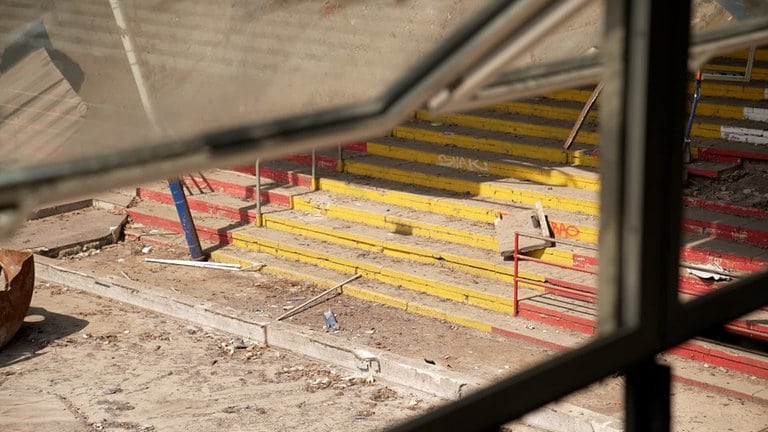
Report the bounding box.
[255,159,262,227]
[145,258,241,269]
[563,81,603,150]
[276,274,362,321]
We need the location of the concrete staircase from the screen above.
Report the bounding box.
[119,48,768,381]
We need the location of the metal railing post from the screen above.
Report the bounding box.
[168,178,204,261]
[513,231,519,316]
[255,159,262,227]
[311,148,317,191]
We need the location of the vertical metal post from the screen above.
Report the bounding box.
[513,231,519,316]
[311,148,317,191]
[601,0,691,430]
[625,360,671,432]
[255,159,262,227]
[599,0,689,335]
[337,144,344,173]
[683,70,703,165]
[168,178,204,260]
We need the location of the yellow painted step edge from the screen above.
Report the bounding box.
[259,214,544,285]
[343,160,601,216]
[417,110,600,146]
[292,195,499,250]
[366,141,600,191]
[392,126,600,168]
[315,178,600,244]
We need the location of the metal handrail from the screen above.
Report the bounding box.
[512,231,599,315]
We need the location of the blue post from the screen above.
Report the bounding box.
[683,70,703,164]
[168,178,204,260]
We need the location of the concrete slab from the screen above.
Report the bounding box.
[0,391,85,432]
[1,206,127,258]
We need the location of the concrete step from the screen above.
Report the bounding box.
[718,47,768,62]
[262,149,768,256]
[124,178,768,378]
[339,154,600,216]
[249,158,768,274]
[392,119,598,168]
[135,185,600,299]
[686,160,740,178]
[493,97,768,144]
[549,79,768,103]
[127,197,531,315]
[416,109,600,147]
[366,136,600,191]
[209,244,582,351]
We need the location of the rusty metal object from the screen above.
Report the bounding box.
[0,249,35,349]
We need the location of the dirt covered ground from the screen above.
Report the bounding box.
[685,160,768,210]
[1,280,441,432]
[0,238,763,431]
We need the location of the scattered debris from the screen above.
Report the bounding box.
[686,263,732,281]
[324,308,339,333]
[370,387,399,402]
[424,358,436,365]
[496,201,555,260]
[355,409,375,418]
[141,246,152,254]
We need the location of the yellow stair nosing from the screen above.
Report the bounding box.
[315,178,600,243]
[365,140,600,191]
[416,110,600,146]
[343,160,600,216]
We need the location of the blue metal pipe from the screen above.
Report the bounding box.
[683,71,703,164]
[168,178,204,260]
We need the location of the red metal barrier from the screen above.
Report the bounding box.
[512,231,598,316]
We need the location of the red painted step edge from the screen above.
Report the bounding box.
[684,197,768,219]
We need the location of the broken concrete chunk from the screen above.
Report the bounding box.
[496,201,555,260]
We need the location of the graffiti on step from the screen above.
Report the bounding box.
[549,221,580,239]
[437,154,490,173]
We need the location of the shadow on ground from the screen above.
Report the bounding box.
[0,306,88,368]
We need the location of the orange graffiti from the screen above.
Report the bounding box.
[549,222,580,239]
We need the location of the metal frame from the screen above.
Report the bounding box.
[3,1,768,237]
[702,45,757,82]
[2,2,768,427]
[387,1,768,431]
[0,0,562,237]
